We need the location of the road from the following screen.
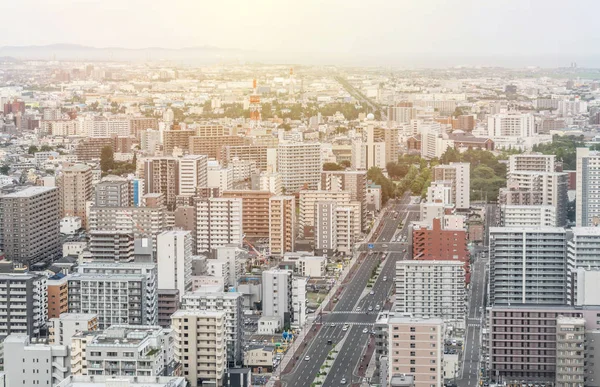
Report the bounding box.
[282,195,419,387]
[457,203,497,387]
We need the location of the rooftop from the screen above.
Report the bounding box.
[1,186,55,198]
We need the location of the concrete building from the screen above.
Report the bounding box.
[195,198,243,252]
[292,276,308,328]
[222,190,272,238]
[298,190,353,238]
[157,289,179,328]
[487,112,535,137]
[94,177,131,207]
[254,171,282,195]
[181,289,243,366]
[70,324,176,377]
[171,309,227,387]
[221,144,269,172]
[0,186,61,265]
[59,164,93,228]
[178,154,208,197]
[500,205,558,227]
[163,129,195,155]
[373,126,400,165]
[277,142,322,192]
[4,334,70,387]
[68,261,158,328]
[262,268,293,326]
[207,161,233,192]
[189,135,247,160]
[489,227,567,306]
[387,317,444,387]
[157,231,193,298]
[56,376,187,387]
[555,316,586,387]
[49,313,98,345]
[509,153,556,173]
[314,201,359,256]
[395,260,465,329]
[321,170,368,231]
[576,148,600,226]
[47,277,69,319]
[210,245,246,288]
[0,273,47,336]
[433,163,470,210]
[269,196,296,256]
[143,157,179,210]
[567,228,600,304]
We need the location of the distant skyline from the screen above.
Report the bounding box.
[4,0,600,67]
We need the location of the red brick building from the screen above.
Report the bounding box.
[412,218,470,282]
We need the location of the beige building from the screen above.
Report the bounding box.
[388,317,444,387]
[143,157,179,210]
[171,309,227,387]
[164,129,196,155]
[299,190,359,239]
[269,196,296,256]
[178,154,208,197]
[59,164,93,228]
[222,190,272,238]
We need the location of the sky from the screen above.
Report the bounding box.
[3,0,600,65]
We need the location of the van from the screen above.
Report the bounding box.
[327,339,333,345]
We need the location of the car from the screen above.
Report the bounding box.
[276,354,282,360]
[375,304,381,310]
[362,327,369,333]
[356,307,361,312]
[451,339,457,346]
[382,244,388,248]
[304,356,310,361]
[340,378,347,385]
[383,276,387,281]
[342,326,348,331]
[368,306,373,311]
[369,291,374,295]
[330,323,335,327]
[403,249,406,252]
[327,339,333,345]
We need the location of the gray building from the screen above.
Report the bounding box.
[0,186,60,265]
[489,227,567,306]
[0,273,47,337]
[577,148,600,227]
[261,268,293,327]
[94,176,132,207]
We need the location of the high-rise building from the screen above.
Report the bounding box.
[220,145,269,172]
[314,201,359,256]
[0,186,61,265]
[129,117,159,138]
[171,310,227,387]
[576,147,600,226]
[489,227,567,306]
[261,268,293,326]
[207,161,233,192]
[49,313,98,345]
[387,317,444,387]
[388,104,416,124]
[164,129,196,155]
[487,112,535,137]
[68,261,158,328]
[189,135,248,159]
[195,198,243,252]
[94,176,132,207]
[157,230,193,298]
[277,142,321,192]
[269,196,296,256]
[395,260,465,329]
[555,316,586,387]
[567,227,600,304]
[222,190,272,238]
[58,164,93,228]
[509,153,556,173]
[433,163,470,210]
[373,126,400,165]
[181,289,243,366]
[47,276,69,319]
[352,126,387,170]
[500,205,558,227]
[298,190,354,238]
[178,154,208,197]
[143,157,179,210]
[0,273,47,336]
[321,170,368,231]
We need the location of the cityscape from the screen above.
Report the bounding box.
[1,2,600,387]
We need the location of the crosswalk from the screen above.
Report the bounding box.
[325,322,375,326]
[328,311,371,315]
[467,323,480,327]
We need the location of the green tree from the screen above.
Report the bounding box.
[323,162,344,171]
[27,145,39,155]
[0,165,9,175]
[100,146,114,173]
[40,145,53,152]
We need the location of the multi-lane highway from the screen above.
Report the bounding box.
[282,195,419,387]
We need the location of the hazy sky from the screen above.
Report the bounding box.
[4,0,600,58]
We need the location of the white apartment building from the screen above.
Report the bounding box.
[262,268,293,326]
[207,161,233,193]
[501,205,558,227]
[421,127,453,160]
[567,227,600,304]
[4,335,70,387]
[508,153,555,173]
[171,310,227,387]
[70,325,175,377]
[277,142,322,192]
[269,196,296,256]
[426,181,453,205]
[195,198,243,252]
[181,289,243,366]
[298,190,355,238]
[68,261,158,328]
[487,112,535,138]
[292,277,308,329]
[314,201,359,255]
[178,155,208,196]
[258,171,282,195]
[230,158,257,183]
[140,129,161,154]
[433,163,470,210]
[56,376,187,387]
[395,260,466,329]
[49,313,98,345]
[292,255,327,278]
[157,230,193,298]
[88,117,131,138]
[576,147,600,227]
[0,273,47,337]
[210,244,246,288]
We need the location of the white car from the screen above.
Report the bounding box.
[304,356,310,361]
[340,378,347,385]
[342,326,348,331]
[369,291,374,295]
[331,323,335,327]
[362,327,369,333]
[383,276,387,281]
[375,304,381,310]
[356,307,361,312]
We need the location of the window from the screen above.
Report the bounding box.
[410,367,416,373]
[410,335,416,340]
[410,327,416,332]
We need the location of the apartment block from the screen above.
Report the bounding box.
[321,170,368,231]
[489,227,567,306]
[567,227,600,304]
[577,148,600,226]
[314,201,359,256]
[298,190,352,238]
[207,161,233,192]
[292,277,308,329]
[95,176,132,207]
[181,289,243,366]
[4,334,70,387]
[47,276,69,319]
[387,317,444,387]
[49,313,98,345]
[143,157,179,210]
[277,142,322,193]
[222,190,272,238]
[0,273,47,336]
[157,230,193,298]
[0,186,61,265]
[195,198,243,252]
[56,376,186,387]
[433,163,470,210]
[171,310,227,387]
[157,289,179,328]
[555,316,586,387]
[70,325,176,377]
[254,171,282,195]
[221,144,269,172]
[178,154,208,197]
[164,129,196,155]
[129,117,159,138]
[269,196,296,256]
[59,164,93,228]
[189,135,248,159]
[68,261,158,328]
[500,205,558,227]
[262,268,293,326]
[509,153,556,173]
[395,260,466,329]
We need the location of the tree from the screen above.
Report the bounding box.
[323,162,344,171]
[27,145,39,155]
[0,165,9,175]
[40,145,53,152]
[100,146,114,172]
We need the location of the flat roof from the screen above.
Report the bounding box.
[1,186,55,198]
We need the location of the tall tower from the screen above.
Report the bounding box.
[249,79,261,128]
